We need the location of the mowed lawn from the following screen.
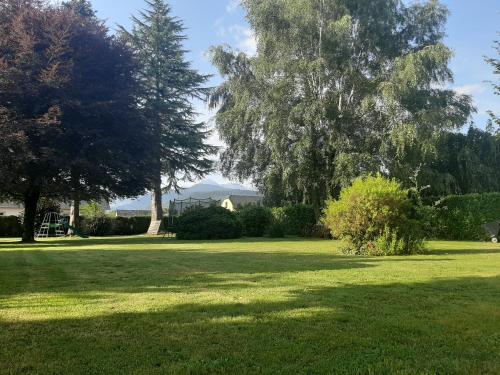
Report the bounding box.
[0,237,499,375]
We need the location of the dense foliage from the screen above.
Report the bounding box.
[210,0,472,214]
[237,205,273,237]
[272,204,316,236]
[411,127,500,197]
[0,0,152,241]
[432,193,500,241]
[323,176,424,255]
[175,206,242,240]
[0,216,23,237]
[485,38,500,131]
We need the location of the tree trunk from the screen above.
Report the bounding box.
[22,188,40,243]
[68,198,80,236]
[148,173,163,235]
[151,176,163,222]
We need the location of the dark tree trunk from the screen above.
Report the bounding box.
[22,188,40,243]
[68,197,80,236]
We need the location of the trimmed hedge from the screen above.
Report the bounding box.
[272,204,316,236]
[0,216,23,237]
[237,205,273,237]
[176,206,242,240]
[111,216,151,236]
[433,193,500,241]
[80,216,152,236]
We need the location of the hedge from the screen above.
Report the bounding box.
[272,204,316,236]
[0,216,23,237]
[433,193,500,241]
[175,206,242,240]
[236,205,273,237]
[80,216,153,236]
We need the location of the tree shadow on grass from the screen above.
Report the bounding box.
[0,248,381,297]
[0,276,498,375]
[0,236,315,249]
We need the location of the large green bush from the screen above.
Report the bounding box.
[272,204,316,236]
[237,205,272,237]
[433,193,500,240]
[176,206,242,240]
[0,216,23,237]
[111,216,151,236]
[323,175,424,256]
[81,216,113,236]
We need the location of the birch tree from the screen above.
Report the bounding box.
[210,0,473,215]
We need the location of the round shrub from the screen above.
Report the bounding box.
[237,205,272,237]
[323,175,424,256]
[176,206,242,240]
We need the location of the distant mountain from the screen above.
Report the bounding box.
[113,182,259,211]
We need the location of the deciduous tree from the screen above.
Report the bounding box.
[0,0,152,241]
[210,0,473,215]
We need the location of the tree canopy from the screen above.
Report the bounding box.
[0,0,153,241]
[485,37,500,132]
[210,0,473,214]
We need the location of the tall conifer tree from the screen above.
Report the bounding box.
[120,0,215,230]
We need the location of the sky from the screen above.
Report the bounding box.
[89,0,500,186]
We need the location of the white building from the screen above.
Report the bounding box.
[221,195,264,212]
[0,201,109,217]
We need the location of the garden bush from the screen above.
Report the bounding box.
[271,204,316,236]
[111,216,151,235]
[176,206,242,240]
[80,201,113,236]
[266,220,285,238]
[323,175,424,256]
[237,205,273,237]
[433,193,500,240]
[81,216,113,236]
[0,216,23,237]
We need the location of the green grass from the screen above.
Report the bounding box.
[0,237,499,375]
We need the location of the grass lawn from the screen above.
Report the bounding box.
[0,237,499,374]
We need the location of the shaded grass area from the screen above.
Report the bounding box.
[0,237,499,374]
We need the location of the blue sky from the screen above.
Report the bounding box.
[90,0,499,185]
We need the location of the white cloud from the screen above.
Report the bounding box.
[454,83,487,96]
[215,21,257,56]
[226,0,240,13]
[229,25,257,56]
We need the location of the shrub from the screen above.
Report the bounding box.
[81,216,113,236]
[237,205,273,237]
[267,220,285,238]
[81,201,113,236]
[323,175,424,256]
[176,206,242,240]
[303,223,332,239]
[111,216,151,236]
[0,216,23,237]
[433,193,500,241]
[271,204,316,236]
